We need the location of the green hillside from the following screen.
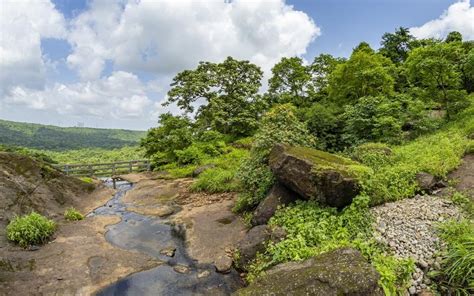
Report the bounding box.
[0,119,146,151]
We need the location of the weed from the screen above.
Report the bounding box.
[64,207,84,221]
[6,212,56,248]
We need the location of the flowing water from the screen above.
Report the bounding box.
[90,180,243,296]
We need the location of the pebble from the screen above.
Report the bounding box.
[173,265,190,274]
[197,270,211,279]
[371,194,462,294]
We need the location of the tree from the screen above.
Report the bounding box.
[140,113,194,163]
[268,57,312,107]
[164,57,263,137]
[405,42,466,118]
[445,31,463,43]
[379,27,415,63]
[328,45,395,105]
[308,54,344,100]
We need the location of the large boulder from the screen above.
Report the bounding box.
[236,248,383,296]
[269,144,366,208]
[251,183,296,226]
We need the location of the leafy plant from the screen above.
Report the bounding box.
[6,212,56,248]
[191,168,239,193]
[64,208,84,221]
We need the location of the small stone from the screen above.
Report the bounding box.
[214,255,233,273]
[160,247,176,257]
[197,270,211,278]
[173,265,190,274]
[409,286,417,295]
[418,259,428,270]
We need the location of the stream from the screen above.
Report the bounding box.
[89,180,243,296]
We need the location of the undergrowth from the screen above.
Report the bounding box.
[64,207,84,221]
[6,212,56,248]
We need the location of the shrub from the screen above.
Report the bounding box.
[235,104,316,212]
[190,168,239,193]
[64,207,84,221]
[175,145,203,165]
[6,212,56,248]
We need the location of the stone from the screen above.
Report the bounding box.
[160,247,176,257]
[269,144,365,208]
[251,183,296,226]
[192,164,216,177]
[270,226,287,243]
[415,172,437,192]
[235,225,271,270]
[214,255,233,273]
[235,248,382,296]
[409,286,417,295]
[197,270,211,279]
[173,265,190,274]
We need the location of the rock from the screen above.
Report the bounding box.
[160,247,176,257]
[409,286,416,295]
[197,270,211,279]
[251,183,296,226]
[214,255,233,273]
[270,226,287,243]
[173,265,190,274]
[269,144,365,208]
[192,164,216,177]
[416,172,436,192]
[235,248,382,296]
[235,225,271,270]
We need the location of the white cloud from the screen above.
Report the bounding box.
[411,0,474,40]
[4,71,153,119]
[67,0,320,80]
[0,0,67,95]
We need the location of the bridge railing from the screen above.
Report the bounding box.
[53,160,151,177]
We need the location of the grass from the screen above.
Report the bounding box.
[64,207,84,221]
[79,177,94,184]
[6,212,56,248]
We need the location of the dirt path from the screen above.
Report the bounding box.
[448,153,474,197]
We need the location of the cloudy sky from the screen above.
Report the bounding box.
[0,0,473,130]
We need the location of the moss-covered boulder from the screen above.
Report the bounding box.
[269,144,369,208]
[235,248,383,296]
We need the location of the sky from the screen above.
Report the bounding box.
[0,0,473,130]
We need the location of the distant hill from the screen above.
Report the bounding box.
[0,119,146,151]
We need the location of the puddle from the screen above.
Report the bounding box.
[91,179,243,295]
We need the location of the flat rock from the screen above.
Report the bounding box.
[269,144,366,208]
[160,247,176,257]
[214,255,233,273]
[235,248,382,296]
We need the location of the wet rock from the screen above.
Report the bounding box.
[251,183,296,226]
[192,164,216,177]
[173,265,190,274]
[235,225,271,270]
[160,247,176,257]
[416,172,436,192]
[197,270,211,279]
[214,255,233,273]
[235,248,382,296]
[269,144,364,208]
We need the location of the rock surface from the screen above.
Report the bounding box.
[235,225,271,270]
[371,194,462,295]
[251,183,296,226]
[415,172,437,193]
[236,248,382,296]
[269,144,364,208]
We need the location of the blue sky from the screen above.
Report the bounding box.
[0,0,472,130]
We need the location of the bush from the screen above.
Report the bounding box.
[175,145,203,165]
[235,104,316,212]
[64,207,84,221]
[191,168,239,193]
[6,212,56,248]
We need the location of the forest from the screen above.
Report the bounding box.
[139,28,474,295]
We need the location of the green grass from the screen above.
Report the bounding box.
[35,146,145,164]
[64,208,84,221]
[79,177,94,184]
[6,212,56,248]
[190,168,240,193]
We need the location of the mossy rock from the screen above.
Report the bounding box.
[269,144,371,208]
[235,248,383,296]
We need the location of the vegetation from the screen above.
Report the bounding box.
[35,146,145,164]
[0,119,145,151]
[6,212,56,248]
[64,208,84,221]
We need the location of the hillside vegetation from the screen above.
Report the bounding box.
[0,119,145,151]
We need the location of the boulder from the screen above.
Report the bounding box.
[192,164,216,177]
[416,172,437,192]
[235,248,383,296]
[269,144,365,208]
[251,183,296,226]
[235,225,271,270]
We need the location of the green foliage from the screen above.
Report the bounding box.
[434,219,474,295]
[6,212,56,248]
[379,27,415,63]
[246,196,414,294]
[64,208,84,221]
[36,146,144,164]
[451,192,474,217]
[0,119,144,151]
[175,145,203,165]
[0,144,57,164]
[235,104,316,211]
[79,177,94,184]
[190,168,239,193]
[165,56,264,137]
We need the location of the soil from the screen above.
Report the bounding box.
[448,153,474,197]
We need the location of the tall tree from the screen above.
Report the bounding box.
[268,57,312,107]
[164,57,263,137]
[308,54,344,100]
[445,31,463,43]
[379,27,415,63]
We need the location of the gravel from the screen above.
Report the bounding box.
[371,194,463,295]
